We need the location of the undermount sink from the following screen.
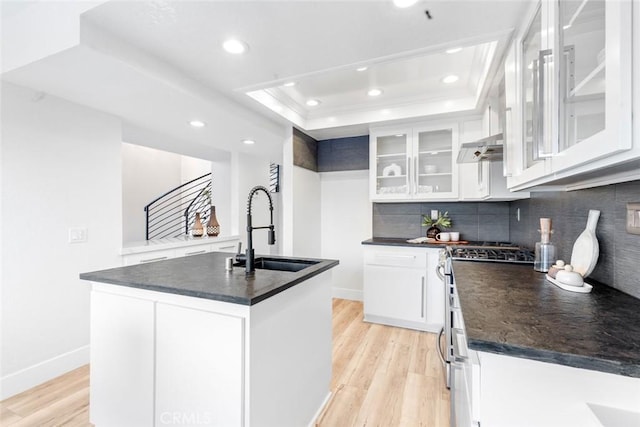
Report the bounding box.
[240,257,319,272]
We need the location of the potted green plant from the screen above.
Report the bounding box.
[421,211,452,239]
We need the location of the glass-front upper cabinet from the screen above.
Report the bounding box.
[552,0,633,173]
[371,131,410,199]
[520,3,556,177]
[506,0,632,191]
[414,125,458,198]
[558,0,605,151]
[369,123,458,201]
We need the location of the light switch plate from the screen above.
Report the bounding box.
[68,227,88,243]
[626,203,640,235]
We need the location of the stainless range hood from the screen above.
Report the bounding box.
[457,133,504,163]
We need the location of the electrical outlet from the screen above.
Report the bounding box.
[69,227,88,243]
[627,203,640,235]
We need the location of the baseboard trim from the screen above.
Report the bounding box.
[332,287,363,301]
[0,345,90,399]
[309,391,333,427]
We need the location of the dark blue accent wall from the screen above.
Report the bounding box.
[317,135,369,172]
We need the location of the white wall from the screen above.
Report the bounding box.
[320,170,371,301]
[1,82,122,398]
[121,143,212,243]
[121,143,182,243]
[292,166,322,258]
[181,155,211,184]
[231,152,272,256]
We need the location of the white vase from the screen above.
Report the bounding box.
[570,210,600,278]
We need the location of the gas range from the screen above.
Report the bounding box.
[448,242,535,264]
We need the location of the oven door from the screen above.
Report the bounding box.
[436,250,454,389]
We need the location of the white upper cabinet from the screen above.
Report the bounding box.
[552,0,633,172]
[505,0,633,190]
[370,123,459,201]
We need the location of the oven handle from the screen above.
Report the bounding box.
[436,326,446,365]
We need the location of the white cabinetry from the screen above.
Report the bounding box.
[478,352,640,427]
[363,245,443,332]
[505,0,633,191]
[370,123,459,201]
[89,269,333,427]
[155,304,243,426]
[458,110,529,201]
[90,291,155,427]
[121,236,240,265]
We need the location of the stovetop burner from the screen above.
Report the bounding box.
[450,246,535,264]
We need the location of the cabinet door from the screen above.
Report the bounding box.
[364,265,426,324]
[425,249,445,329]
[90,291,155,427]
[414,124,459,199]
[519,2,552,182]
[552,0,633,172]
[155,304,244,427]
[370,130,411,199]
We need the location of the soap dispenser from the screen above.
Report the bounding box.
[534,218,556,273]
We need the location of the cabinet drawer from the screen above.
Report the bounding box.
[211,239,239,253]
[174,245,211,258]
[122,249,174,265]
[364,248,427,269]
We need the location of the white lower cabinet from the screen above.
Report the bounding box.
[363,246,443,332]
[90,291,155,427]
[90,270,333,427]
[478,352,640,427]
[123,248,175,265]
[155,304,244,427]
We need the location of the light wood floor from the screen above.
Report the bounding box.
[0,299,449,427]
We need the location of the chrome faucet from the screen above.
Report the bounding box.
[242,185,275,274]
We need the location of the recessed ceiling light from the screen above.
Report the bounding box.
[242,139,255,145]
[283,81,296,87]
[393,0,418,8]
[446,47,462,54]
[356,66,368,72]
[367,88,383,97]
[306,99,320,107]
[395,134,404,137]
[442,75,459,84]
[189,120,206,128]
[222,39,248,54]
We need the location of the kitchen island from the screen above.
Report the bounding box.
[80,252,339,427]
[452,261,640,426]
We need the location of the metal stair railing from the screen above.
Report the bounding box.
[144,173,212,240]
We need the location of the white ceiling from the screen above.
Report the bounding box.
[2,0,531,151]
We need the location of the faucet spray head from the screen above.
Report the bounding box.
[268,228,276,245]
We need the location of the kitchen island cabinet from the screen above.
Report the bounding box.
[81,252,338,427]
[451,261,640,426]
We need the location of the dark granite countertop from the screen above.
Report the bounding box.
[362,237,448,248]
[80,252,339,306]
[453,260,640,377]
